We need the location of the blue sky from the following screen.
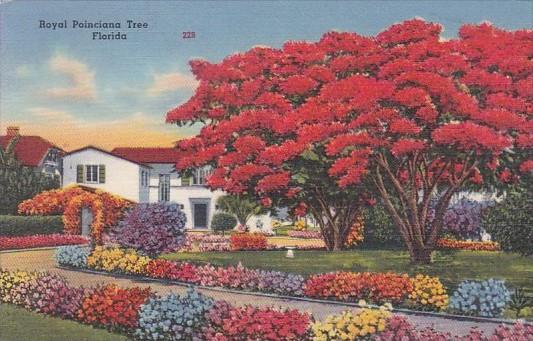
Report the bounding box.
[1,0,531,150]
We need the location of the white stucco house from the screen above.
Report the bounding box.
[62,146,272,231]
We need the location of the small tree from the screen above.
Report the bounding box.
[211,212,237,235]
[216,195,266,231]
[0,136,59,215]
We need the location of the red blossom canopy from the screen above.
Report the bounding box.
[167,19,532,201]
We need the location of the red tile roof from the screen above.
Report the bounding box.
[111,147,181,164]
[65,145,152,168]
[0,135,62,167]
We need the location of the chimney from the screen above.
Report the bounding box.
[6,126,20,137]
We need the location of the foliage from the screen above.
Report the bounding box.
[0,136,60,215]
[482,188,533,256]
[449,279,511,317]
[230,232,268,250]
[202,300,311,341]
[0,234,88,251]
[55,245,91,268]
[362,204,402,247]
[508,288,532,318]
[77,284,151,331]
[408,274,448,311]
[210,212,237,234]
[135,288,213,341]
[110,203,186,256]
[87,247,150,275]
[18,186,131,244]
[19,273,91,319]
[304,272,414,305]
[436,238,500,251]
[311,308,391,340]
[216,194,267,229]
[441,198,491,240]
[294,219,307,231]
[167,19,532,260]
[0,215,63,236]
[0,269,37,304]
[288,230,322,239]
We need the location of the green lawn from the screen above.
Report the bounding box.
[0,304,128,341]
[162,249,533,294]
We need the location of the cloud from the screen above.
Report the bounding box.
[6,108,190,151]
[147,72,198,97]
[46,55,96,101]
[15,65,32,77]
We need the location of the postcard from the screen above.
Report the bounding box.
[1,1,532,340]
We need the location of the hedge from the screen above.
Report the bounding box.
[0,215,64,236]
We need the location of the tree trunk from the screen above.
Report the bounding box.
[308,202,359,251]
[332,229,344,251]
[410,245,432,264]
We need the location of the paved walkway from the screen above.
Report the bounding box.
[0,248,513,337]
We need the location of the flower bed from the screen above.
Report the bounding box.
[312,307,391,340]
[0,234,89,251]
[78,284,152,331]
[202,301,311,340]
[230,232,268,250]
[436,238,500,251]
[0,268,531,340]
[288,230,322,239]
[179,233,231,252]
[57,246,447,311]
[57,246,531,318]
[198,234,231,251]
[304,272,415,305]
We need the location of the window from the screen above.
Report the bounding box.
[85,165,99,183]
[192,167,213,185]
[77,165,105,184]
[141,170,149,187]
[159,174,170,202]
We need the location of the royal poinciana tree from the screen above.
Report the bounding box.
[167,19,533,260]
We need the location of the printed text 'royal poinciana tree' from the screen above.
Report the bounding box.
[167,19,533,260]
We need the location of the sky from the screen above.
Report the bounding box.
[0,0,531,151]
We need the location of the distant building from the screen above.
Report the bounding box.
[0,126,63,177]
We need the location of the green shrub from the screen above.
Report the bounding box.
[0,215,63,236]
[211,212,237,235]
[361,204,403,248]
[482,188,533,256]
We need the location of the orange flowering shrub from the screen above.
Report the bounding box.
[18,186,131,245]
[436,238,500,251]
[77,284,151,331]
[344,216,364,247]
[304,272,413,305]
